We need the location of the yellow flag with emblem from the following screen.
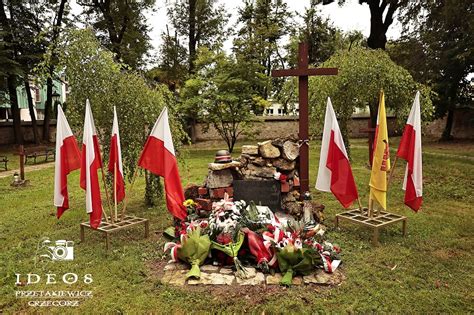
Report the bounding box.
[369,90,391,210]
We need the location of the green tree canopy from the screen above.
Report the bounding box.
[180,47,268,152]
[307,47,433,149]
[58,28,185,203]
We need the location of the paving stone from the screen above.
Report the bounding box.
[236,272,265,285]
[292,276,303,285]
[188,272,235,285]
[164,263,176,271]
[314,270,332,285]
[162,270,187,286]
[201,265,219,272]
[219,267,233,275]
[168,270,187,286]
[266,273,282,285]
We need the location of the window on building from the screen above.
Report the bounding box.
[266,108,274,115]
[277,108,283,115]
[34,88,41,103]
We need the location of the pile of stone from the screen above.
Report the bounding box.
[160,262,345,286]
[184,138,323,219]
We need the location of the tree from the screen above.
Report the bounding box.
[41,0,68,142]
[307,47,433,153]
[180,48,266,152]
[167,0,229,73]
[389,0,473,140]
[146,26,188,92]
[58,28,186,205]
[313,0,412,50]
[80,0,154,69]
[233,0,292,105]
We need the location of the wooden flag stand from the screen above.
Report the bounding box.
[80,164,149,250]
[335,208,406,246]
[335,154,407,246]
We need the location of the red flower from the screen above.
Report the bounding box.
[216,233,232,245]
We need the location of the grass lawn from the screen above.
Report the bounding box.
[0,138,473,313]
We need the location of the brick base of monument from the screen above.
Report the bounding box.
[160,263,345,286]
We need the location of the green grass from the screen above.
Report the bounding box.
[0,138,473,313]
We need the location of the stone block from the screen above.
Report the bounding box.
[258,140,281,158]
[282,141,299,161]
[208,161,241,171]
[206,169,233,188]
[242,145,259,155]
[246,164,276,178]
[187,272,235,285]
[236,272,265,285]
[266,273,282,285]
[201,265,219,272]
[272,158,296,171]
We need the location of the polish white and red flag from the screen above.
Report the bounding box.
[80,100,103,229]
[108,106,125,203]
[316,97,359,208]
[54,105,81,219]
[138,107,186,220]
[396,91,423,211]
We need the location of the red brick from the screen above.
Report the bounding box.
[224,186,234,197]
[281,181,290,193]
[210,188,226,199]
[293,176,300,187]
[195,198,212,211]
[198,187,208,196]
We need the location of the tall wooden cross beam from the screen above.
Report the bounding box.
[272,42,338,197]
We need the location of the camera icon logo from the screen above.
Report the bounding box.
[39,239,74,261]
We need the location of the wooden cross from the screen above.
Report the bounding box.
[272,42,338,197]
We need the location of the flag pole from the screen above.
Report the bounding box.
[114,162,118,222]
[387,156,399,190]
[357,197,363,213]
[121,166,139,220]
[368,197,374,218]
[100,165,113,223]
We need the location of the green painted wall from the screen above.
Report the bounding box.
[0,79,65,109]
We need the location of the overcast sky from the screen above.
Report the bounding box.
[72,0,402,57]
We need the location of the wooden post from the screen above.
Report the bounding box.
[357,197,363,213]
[99,166,113,223]
[114,163,118,222]
[271,42,338,198]
[19,145,25,180]
[121,166,139,220]
[387,155,399,190]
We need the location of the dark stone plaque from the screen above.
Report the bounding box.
[233,180,281,212]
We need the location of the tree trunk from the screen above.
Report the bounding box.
[43,0,66,142]
[24,79,40,144]
[7,74,23,145]
[441,109,454,141]
[188,0,196,73]
[43,76,53,142]
[367,2,386,49]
